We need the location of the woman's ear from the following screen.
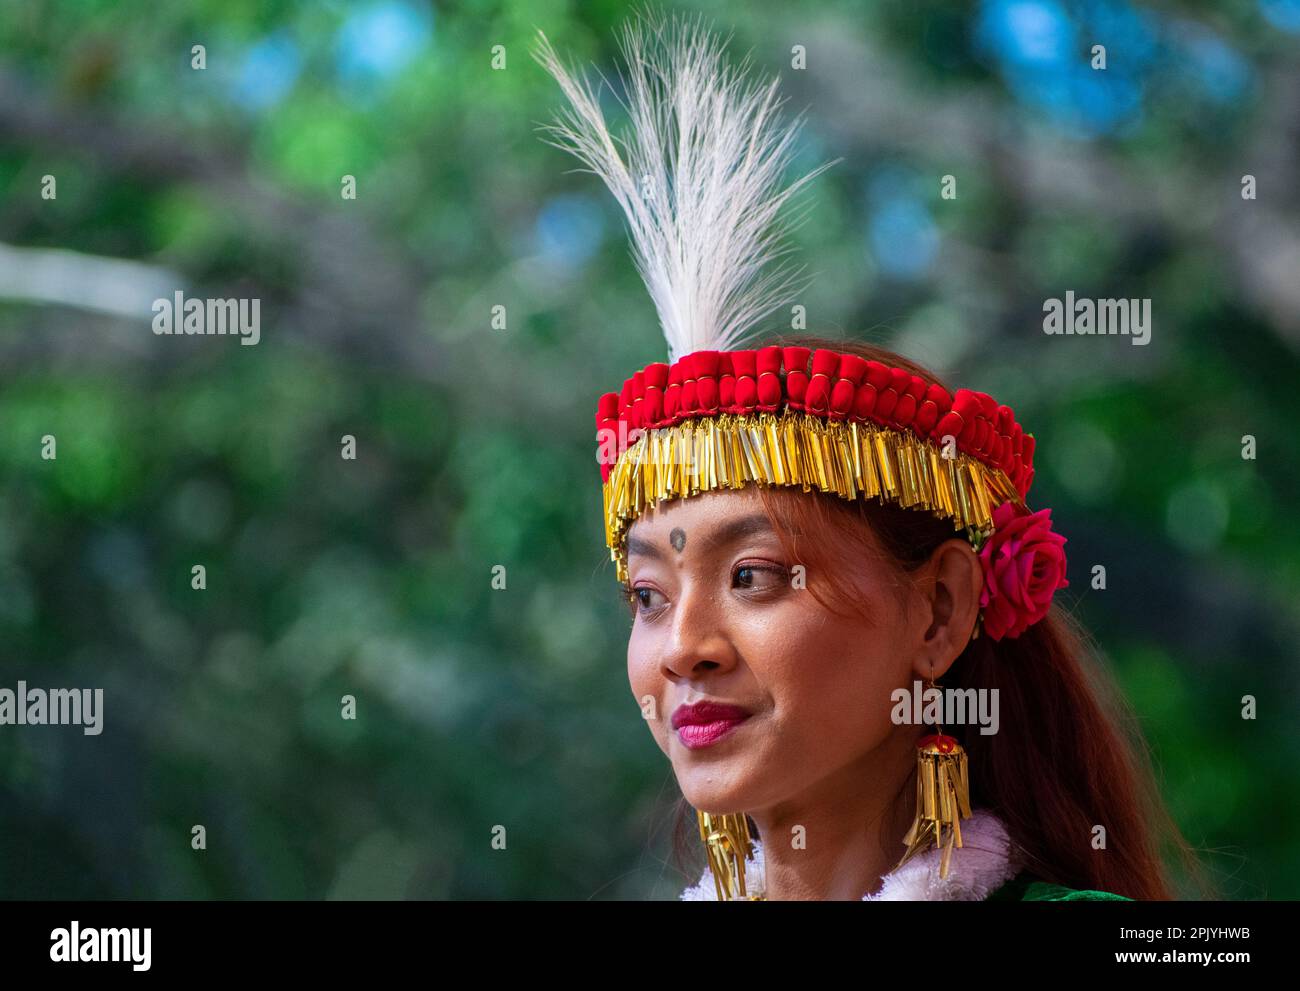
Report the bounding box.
[911,537,982,680]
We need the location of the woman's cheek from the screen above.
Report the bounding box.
[773,612,875,715]
[732,595,800,661]
[627,642,667,745]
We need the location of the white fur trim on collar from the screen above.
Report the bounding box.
[679,808,1022,901]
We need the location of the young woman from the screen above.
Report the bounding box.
[534,14,1205,900]
[622,335,1202,901]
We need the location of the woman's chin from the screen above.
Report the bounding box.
[675,769,758,815]
[668,719,772,812]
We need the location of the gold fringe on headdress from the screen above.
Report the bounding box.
[602,411,1023,582]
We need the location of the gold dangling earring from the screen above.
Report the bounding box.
[894,675,973,879]
[697,811,763,900]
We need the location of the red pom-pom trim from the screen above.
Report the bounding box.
[596,346,1037,501]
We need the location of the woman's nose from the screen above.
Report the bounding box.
[659,585,738,680]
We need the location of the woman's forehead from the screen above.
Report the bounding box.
[627,489,770,539]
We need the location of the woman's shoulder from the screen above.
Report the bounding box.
[987,870,1133,902]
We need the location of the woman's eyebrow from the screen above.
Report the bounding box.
[626,533,664,561]
[627,513,776,560]
[700,513,777,552]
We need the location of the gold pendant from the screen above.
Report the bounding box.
[895,733,972,879]
[697,811,764,900]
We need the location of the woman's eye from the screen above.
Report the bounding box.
[630,585,665,612]
[625,566,783,615]
[734,564,786,591]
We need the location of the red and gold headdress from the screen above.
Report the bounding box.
[534,12,1068,645]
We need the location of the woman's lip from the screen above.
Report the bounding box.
[677,715,750,749]
[671,701,752,728]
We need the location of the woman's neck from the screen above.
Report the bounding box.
[747,733,917,900]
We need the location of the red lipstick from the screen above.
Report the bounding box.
[671,701,752,749]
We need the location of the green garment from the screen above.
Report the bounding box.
[988,871,1133,901]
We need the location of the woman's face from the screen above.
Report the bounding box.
[624,487,935,817]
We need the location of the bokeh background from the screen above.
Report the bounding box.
[1,0,1297,899]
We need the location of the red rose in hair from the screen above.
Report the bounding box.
[977,501,1068,640]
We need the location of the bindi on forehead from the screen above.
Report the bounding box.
[626,511,777,564]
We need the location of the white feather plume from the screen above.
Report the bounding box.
[532,9,839,362]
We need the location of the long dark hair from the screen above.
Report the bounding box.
[663,334,1210,900]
